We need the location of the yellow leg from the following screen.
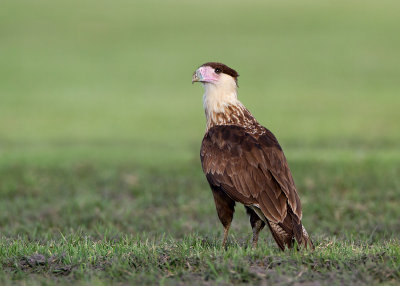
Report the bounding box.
[251,220,264,248]
[222,223,231,248]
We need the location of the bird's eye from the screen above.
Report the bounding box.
[215,68,221,74]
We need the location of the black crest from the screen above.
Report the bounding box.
[201,62,239,80]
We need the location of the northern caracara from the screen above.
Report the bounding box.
[192,62,313,251]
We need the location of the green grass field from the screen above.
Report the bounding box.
[1,0,400,284]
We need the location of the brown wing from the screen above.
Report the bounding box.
[200,125,302,224]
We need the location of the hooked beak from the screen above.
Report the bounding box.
[192,69,203,84]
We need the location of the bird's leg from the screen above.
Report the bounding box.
[222,222,231,248]
[246,206,265,248]
[251,220,265,248]
[211,187,235,249]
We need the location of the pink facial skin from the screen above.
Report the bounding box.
[196,66,220,83]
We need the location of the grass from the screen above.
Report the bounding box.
[0,159,399,284]
[2,234,399,285]
[1,0,400,284]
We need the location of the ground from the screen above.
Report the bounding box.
[0,0,399,285]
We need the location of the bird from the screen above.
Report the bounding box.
[192,62,313,251]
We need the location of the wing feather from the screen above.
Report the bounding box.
[201,125,302,224]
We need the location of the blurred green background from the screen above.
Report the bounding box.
[1,0,399,167]
[1,1,400,283]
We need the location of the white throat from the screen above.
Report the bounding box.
[202,74,239,123]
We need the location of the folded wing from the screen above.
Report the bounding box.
[201,125,303,244]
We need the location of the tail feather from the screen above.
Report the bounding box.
[266,213,314,251]
[251,204,314,251]
[266,221,291,250]
[301,225,314,250]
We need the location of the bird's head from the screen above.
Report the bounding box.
[192,62,239,88]
[193,62,242,127]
